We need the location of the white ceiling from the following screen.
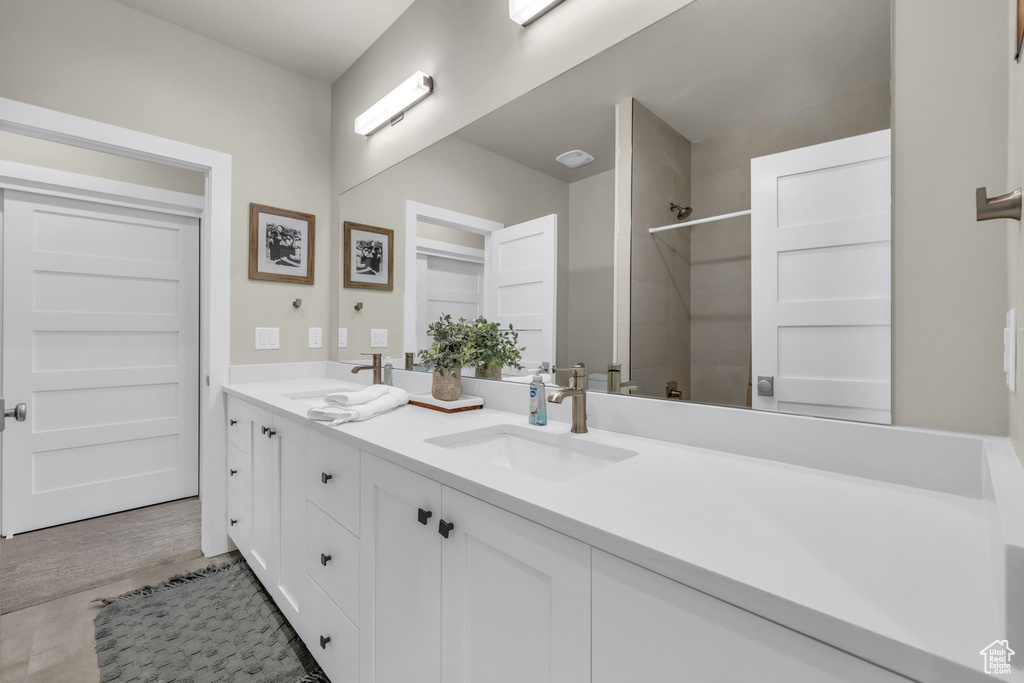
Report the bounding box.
[114,0,416,83]
[455,0,891,183]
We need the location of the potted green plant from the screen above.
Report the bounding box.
[418,314,473,401]
[467,316,525,380]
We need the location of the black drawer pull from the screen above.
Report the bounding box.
[320,553,332,566]
[261,426,268,435]
[321,472,333,484]
[320,635,331,650]
[229,419,237,426]
[266,429,276,438]
[417,508,432,525]
[230,469,237,476]
[438,519,454,539]
[230,519,238,526]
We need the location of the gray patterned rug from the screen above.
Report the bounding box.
[93,557,328,683]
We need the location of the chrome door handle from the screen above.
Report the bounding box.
[0,399,26,432]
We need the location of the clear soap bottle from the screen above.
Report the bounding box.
[383,357,394,386]
[529,368,547,426]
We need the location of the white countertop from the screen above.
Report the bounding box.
[225,376,1010,682]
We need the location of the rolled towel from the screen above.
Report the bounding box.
[324,384,390,406]
[308,387,409,425]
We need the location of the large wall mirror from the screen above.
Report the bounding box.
[333,0,893,424]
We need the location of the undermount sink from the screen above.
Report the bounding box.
[425,425,637,482]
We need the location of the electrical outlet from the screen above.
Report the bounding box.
[255,327,280,350]
[371,329,388,348]
[337,328,348,348]
[309,327,323,349]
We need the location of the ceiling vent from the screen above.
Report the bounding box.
[556,150,595,168]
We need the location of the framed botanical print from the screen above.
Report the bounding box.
[344,221,394,291]
[248,203,316,285]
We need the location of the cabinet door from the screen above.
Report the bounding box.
[272,413,308,624]
[592,550,909,683]
[248,405,274,583]
[440,487,591,683]
[360,454,442,683]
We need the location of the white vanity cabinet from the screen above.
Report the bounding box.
[439,487,591,683]
[591,550,909,683]
[359,453,591,683]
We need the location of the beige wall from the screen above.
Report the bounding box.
[567,169,615,373]
[893,0,1009,435]
[1007,1,1024,456]
[688,82,891,408]
[0,131,206,195]
[0,0,333,366]
[330,0,696,197]
[629,100,692,400]
[333,136,569,363]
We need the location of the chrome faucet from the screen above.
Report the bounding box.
[351,352,383,385]
[548,363,588,434]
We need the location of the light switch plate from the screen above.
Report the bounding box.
[1006,308,1017,393]
[255,327,280,350]
[371,329,388,348]
[337,328,348,348]
[309,327,323,349]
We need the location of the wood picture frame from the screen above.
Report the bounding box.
[1018,0,1024,63]
[344,221,394,291]
[248,203,316,285]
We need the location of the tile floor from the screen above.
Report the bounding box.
[0,552,236,683]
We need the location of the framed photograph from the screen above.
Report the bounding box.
[344,221,394,291]
[248,203,315,285]
[1018,0,1024,62]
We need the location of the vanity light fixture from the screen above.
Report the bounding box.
[354,71,434,136]
[510,0,566,26]
[556,149,594,168]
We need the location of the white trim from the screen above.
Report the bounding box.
[416,237,486,264]
[0,159,204,217]
[0,96,233,557]
[403,200,503,353]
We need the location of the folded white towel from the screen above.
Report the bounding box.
[503,373,552,385]
[324,384,390,406]
[308,387,409,425]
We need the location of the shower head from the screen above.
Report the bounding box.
[670,203,693,221]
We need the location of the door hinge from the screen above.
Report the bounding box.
[205,375,210,386]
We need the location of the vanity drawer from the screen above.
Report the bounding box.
[306,500,360,627]
[307,429,359,535]
[226,395,246,450]
[300,581,359,683]
[226,442,249,508]
[227,490,250,556]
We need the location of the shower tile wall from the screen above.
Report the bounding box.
[688,82,892,406]
[629,100,692,399]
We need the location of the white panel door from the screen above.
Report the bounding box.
[487,215,557,371]
[440,486,591,683]
[360,453,442,683]
[1,190,200,535]
[751,130,891,424]
[416,252,485,353]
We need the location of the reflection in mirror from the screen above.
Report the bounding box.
[334,0,892,425]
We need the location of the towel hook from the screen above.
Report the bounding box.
[977,187,1022,221]
[292,298,302,309]
[354,302,364,311]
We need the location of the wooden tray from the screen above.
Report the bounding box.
[408,393,484,414]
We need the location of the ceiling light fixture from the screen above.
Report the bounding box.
[354,71,434,136]
[556,150,594,168]
[509,0,566,26]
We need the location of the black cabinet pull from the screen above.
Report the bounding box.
[320,553,332,566]
[438,519,454,539]
[321,473,333,484]
[261,426,268,435]
[229,419,237,426]
[230,519,237,526]
[266,429,276,438]
[319,635,331,650]
[418,508,432,525]
[230,469,237,476]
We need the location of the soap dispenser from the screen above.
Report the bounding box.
[529,368,547,426]
[383,357,394,386]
